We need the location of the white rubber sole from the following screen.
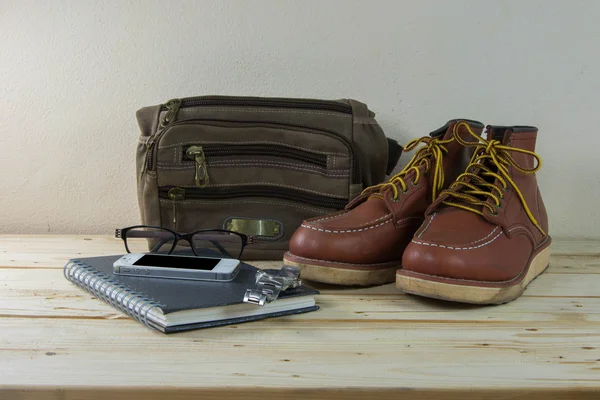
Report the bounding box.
[283,255,397,286]
[396,246,552,305]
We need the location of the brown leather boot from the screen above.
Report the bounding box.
[283,119,484,286]
[397,123,551,304]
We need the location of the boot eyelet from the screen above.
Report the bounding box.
[401,188,409,195]
[392,196,400,203]
[411,180,419,187]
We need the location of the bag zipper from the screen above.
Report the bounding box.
[167,187,186,229]
[185,146,210,188]
[160,186,347,221]
[183,143,328,167]
[147,120,361,184]
[183,144,329,188]
[159,96,352,128]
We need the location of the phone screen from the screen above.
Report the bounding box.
[133,254,220,270]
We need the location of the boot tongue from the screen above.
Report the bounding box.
[486,125,512,143]
[436,124,502,212]
[345,187,395,219]
[431,119,485,141]
[359,189,397,215]
[365,119,485,206]
[431,125,541,225]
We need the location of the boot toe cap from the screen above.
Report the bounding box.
[288,224,329,261]
[287,217,407,265]
[402,240,474,279]
[288,222,375,264]
[401,234,529,282]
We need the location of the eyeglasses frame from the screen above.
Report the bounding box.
[115,225,252,259]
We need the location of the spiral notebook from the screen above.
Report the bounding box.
[64,255,319,333]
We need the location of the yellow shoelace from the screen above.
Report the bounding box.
[440,122,546,236]
[362,135,454,201]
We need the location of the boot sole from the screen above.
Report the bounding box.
[395,244,552,304]
[283,252,398,286]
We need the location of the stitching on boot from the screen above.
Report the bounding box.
[418,213,436,238]
[411,230,503,250]
[310,211,350,223]
[301,218,392,233]
[310,212,348,223]
[464,226,500,245]
[396,216,424,225]
[310,213,390,226]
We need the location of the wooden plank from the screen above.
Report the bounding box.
[2,282,600,323]
[551,240,600,256]
[0,235,121,254]
[2,236,600,269]
[2,267,597,297]
[2,387,599,400]
[550,255,600,273]
[1,236,600,399]
[311,274,600,297]
[0,318,599,389]
[1,269,599,323]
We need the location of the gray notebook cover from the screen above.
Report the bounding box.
[64,255,319,333]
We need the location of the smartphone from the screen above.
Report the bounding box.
[113,253,240,282]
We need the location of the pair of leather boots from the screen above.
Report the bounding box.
[283,120,551,305]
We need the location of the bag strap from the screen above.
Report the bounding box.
[386,138,403,175]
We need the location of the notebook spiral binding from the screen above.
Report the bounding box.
[64,260,164,328]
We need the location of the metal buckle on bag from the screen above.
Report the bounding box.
[243,266,302,306]
[224,218,283,240]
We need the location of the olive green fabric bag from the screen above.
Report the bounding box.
[136,96,401,260]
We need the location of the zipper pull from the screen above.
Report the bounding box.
[186,146,210,188]
[168,187,186,228]
[142,140,156,175]
[160,98,182,128]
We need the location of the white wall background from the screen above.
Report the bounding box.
[1,0,598,238]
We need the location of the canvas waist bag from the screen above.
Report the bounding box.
[136,96,401,260]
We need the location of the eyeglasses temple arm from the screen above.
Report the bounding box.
[125,231,170,239]
[151,237,173,252]
[208,240,233,258]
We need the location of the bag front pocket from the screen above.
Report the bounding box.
[148,120,360,184]
[152,121,354,198]
[159,185,347,229]
[184,143,328,167]
[180,143,342,188]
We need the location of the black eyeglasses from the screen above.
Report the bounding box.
[115,225,252,259]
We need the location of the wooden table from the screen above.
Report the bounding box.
[1,236,599,399]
